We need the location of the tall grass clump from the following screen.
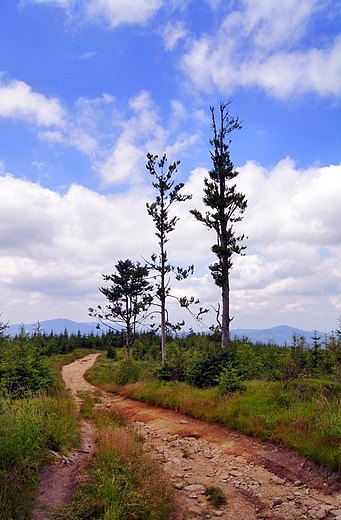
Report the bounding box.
[0,390,79,519]
[56,393,177,520]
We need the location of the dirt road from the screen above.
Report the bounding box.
[32,353,341,520]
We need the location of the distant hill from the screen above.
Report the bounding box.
[6,319,321,346]
[231,325,321,346]
[7,318,101,337]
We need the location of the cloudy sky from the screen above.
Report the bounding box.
[1,0,341,334]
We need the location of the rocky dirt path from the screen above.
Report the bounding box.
[30,354,100,520]
[32,353,341,520]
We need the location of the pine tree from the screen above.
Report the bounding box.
[146,153,194,363]
[191,102,247,349]
[89,259,152,357]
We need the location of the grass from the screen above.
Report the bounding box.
[85,355,158,391]
[55,392,177,520]
[85,355,118,393]
[0,349,95,519]
[85,357,341,472]
[0,390,79,519]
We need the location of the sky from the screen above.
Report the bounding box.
[1,0,341,334]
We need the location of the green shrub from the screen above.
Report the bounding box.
[132,334,161,361]
[107,344,118,360]
[215,362,246,394]
[156,342,186,382]
[184,342,229,388]
[205,486,227,508]
[113,357,142,385]
[0,338,59,399]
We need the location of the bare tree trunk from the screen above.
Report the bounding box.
[160,230,167,363]
[221,255,230,349]
[125,339,131,357]
[125,325,132,357]
[161,294,166,364]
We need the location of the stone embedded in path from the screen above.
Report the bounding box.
[229,470,243,478]
[269,475,285,485]
[307,506,331,519]
[272,497,283,506]
[184,484,206,493]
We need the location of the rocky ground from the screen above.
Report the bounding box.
[31,353,341,520]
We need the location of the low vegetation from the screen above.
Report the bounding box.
[112,378,341,470]
[205,486,227,508]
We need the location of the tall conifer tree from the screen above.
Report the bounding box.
[146,153,193,363]
[191,102,247,349]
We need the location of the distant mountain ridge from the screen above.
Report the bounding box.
[231,325,320,346]
[7,318,100,337]
[6,319,321,346]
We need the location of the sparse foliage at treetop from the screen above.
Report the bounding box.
[146,152,200,363]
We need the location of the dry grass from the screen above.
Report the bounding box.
[113,378,341,471]
[56,392,177,520]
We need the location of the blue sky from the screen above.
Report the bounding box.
[1,0,341,334]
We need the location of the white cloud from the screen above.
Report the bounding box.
[238,158,341,246]
[0,171,156,323]
[1,157,341,330]
[78,51,97,60]
[0,82,200,188]
[97,91,200,185]
[0,78,66,126]
[38,130,68,144]
[223,159,341,328]
[98,91,163,184]
[238,0,319,49]
[0,77,101,158]
[181,1,341,98]
[85,0,163,27]
[23,0,163,27]
[240,37,341,98]
[162,21,188,51]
